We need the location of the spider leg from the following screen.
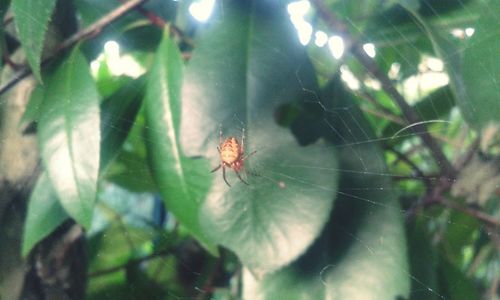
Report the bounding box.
[210,164,222,173]
[222,166,231,187]
[234,169,249,185]
[241,150,257,161]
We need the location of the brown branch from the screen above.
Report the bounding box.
[117,0,194,47]
[0,0,148,96]
[309,0,454,177]
[361,105,405,125]
[88,248,172,278]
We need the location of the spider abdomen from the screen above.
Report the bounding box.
[220,137,241,164]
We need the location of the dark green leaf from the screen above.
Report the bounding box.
[0,0,10,71]
[144,31,216,253]
[38,48,100,229]
[100,75,146,170]
[12,0,57,82]
[438,257,481,300]
[181,1,338,274]
[243,78,410,299]
[22,173,69,257]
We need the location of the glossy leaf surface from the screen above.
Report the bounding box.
[38,49,100,229]
[22,173,68,256]
[12,0,57,82]
[181,1,338,274]
[144,32,215,253]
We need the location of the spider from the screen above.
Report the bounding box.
[211,128,256,187]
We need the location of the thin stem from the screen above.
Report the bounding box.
[0,0,148,96]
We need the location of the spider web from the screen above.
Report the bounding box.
[1,0,497,299]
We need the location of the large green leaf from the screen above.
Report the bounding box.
[181,1,338,274]
[144,31,215,253]
[22,173,69,257]
[243,78,410,299]
[12,0,57,82]
[38,48,101,229]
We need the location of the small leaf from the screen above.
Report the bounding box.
[144,31,216,253]
[38,48,100,229]
[181,1,338,274]
[22,173,69,257]
[12,0,57,82]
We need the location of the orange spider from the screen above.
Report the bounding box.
[211,128,256,187]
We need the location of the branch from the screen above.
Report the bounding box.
[309,0,454,177]
[0,0,148,96]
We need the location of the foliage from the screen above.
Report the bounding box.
[0,0,498,299]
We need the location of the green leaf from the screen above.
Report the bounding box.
[438,257,481,300]
[22,173,69,257]
[100,75,146,170]
[181,1,338,274]
[12,0,57,82]
[243,78,410,299]
[144,31,216,253]
[38,48,100,229]
[461,0,500,129]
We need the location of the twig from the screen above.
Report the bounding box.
[88,248,172,277]
[117,0,194,47]
[309,0,454,177]
[387,147,433,190]
[0,0,148,96]
[438,197,500,228]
